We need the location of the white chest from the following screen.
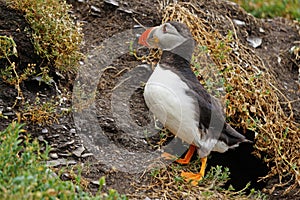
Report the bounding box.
[144,64,200,145]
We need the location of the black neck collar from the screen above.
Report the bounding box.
[160,38,195,68]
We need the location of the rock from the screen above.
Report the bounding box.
[37,135,44,141]
[233,19,245,26]
[91,5,101,13]
[42,128,48,134]
[48,134,60,139]
[57,152,72,157]
[61,172,71,181]
[72,145,85,157]
[81,153,94,158]
[60,139,75,148]
[46,158,76,167]
[91,180,100,186]
[70,128,76,134]
[247,36,262,48]
[49,152,59,159]
[104,0,119,7]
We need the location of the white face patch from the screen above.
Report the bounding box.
[152,24,186,51]
[144,64,201,145]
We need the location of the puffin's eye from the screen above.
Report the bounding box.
[162,24,167,33]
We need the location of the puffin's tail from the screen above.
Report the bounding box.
[219,123,252,147]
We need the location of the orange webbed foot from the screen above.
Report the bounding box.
[176,145,196,165]
[161,145,196,163]
[181,157,207,186]
[181,171,204,186]
[162,146,208,186]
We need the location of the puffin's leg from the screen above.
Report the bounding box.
[181,157,207,186]
[176,145,196,164]
[161,145,196,164]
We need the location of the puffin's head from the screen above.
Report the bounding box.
[138,21,193,51]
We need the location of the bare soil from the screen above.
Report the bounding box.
[0,0,299,199]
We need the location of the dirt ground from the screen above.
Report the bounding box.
[0,0,299,199]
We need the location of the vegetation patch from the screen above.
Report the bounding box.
[130,161,266,199]
[0,122,85,199]
[21,96,61,125]
[0,36,37,106]
[6,0,83,73]
[232,0,300,21]
[0,122,127,200]
[0,0,83,124]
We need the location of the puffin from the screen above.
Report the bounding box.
[138,21,249,185]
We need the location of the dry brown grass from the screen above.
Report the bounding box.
[141,0,299,195]
[129,163,263,199]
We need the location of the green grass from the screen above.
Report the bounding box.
[0,122,127,200]
[6,0,83,73]
[232,0,300,21]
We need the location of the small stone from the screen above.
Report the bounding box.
[49,152,58,159]
[61,173,71,180]
[70,128,76,134]
[91,5,101,13]
[48,134,60,138]
[65,139,75,145]
[117,8,133,14]
[60,108,69,112]
[60,139,75,148]
[42,128,48,134]
[81,153,94,158]
[37,135,44,141]
[104,0,119,7]
[72,145,85,157]
[3,112,14,116]
[233,19,245,26]
[46,158,76,167]
[247,36,262,48]
[57,152,72,157]
[259,27,265,33]
[51,124,67,130]
[91,180,100,186]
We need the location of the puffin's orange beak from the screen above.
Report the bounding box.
[138,27,153,47]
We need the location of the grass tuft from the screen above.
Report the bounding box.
[6,0,83,73]
[130,161,267,199]
[0,122,127,200]
[231,0,300,21]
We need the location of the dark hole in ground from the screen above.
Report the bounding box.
[23,80,53,93]
[208,134,269,192]
[167,129,269,193]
